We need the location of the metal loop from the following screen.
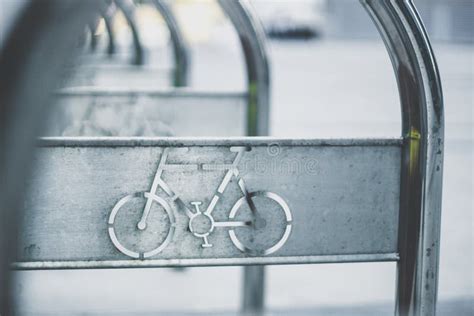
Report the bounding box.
[361,1,444,314]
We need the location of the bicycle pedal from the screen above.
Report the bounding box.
[201,243,213,248]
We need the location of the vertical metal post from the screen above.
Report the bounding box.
[88,21,98,51]
[242,265,265,314]
[0,1,100,313]
[218,0,270,137]
[152,0,190,87]
[87,2,116,55]
[114,0,144,65]
[218,1,270,314]
[361,1,444,315]
[88,1,113,54]
[101,2,117,56]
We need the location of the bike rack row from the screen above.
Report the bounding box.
[58,1,268,139]
[86,0,144,65]
[80,0,189,87]
[0,1,444,315]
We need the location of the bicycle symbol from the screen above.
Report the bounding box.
[108,147,292,259]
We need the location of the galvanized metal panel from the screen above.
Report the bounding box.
[15,138,401,269]
[47,88,247,137]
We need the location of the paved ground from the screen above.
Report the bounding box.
[13,36,473,315]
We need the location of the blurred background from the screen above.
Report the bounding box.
[7,0,473,314]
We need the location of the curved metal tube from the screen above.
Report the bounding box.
[88,2,115,54]
[152,0,189,87]
[218,0,270,137]
[114,0,144,65]
[101,2,117,55]
[361,1,444,315]
[88,2,119,56]
[0,1,101,312]
[88,21,98,51]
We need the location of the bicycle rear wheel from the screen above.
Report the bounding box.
[228,191,292,255]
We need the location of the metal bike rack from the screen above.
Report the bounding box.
[74,0,189,88]
[50,0,269,141]
[0,1,443,316]
[86,0,144,65]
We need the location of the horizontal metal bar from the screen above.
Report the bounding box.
[12,253,399,270]
[37,137,403,147]
[47,91,248,137]
[55,87,247,99]
[18,141,402,267]
[65,65,175,88]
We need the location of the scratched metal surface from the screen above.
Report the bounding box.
[46,89,246,137]
[16,138,401,268]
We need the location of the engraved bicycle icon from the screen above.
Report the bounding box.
[108,147,292,259]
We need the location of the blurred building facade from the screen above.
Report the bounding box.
[325,0,473,43]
